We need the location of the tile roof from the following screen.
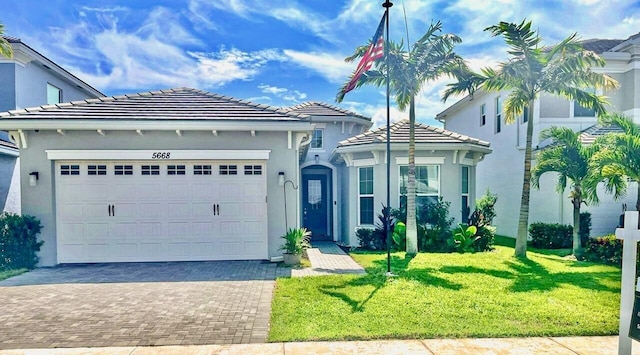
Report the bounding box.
[0,88,308,121]
[2,35,21,43]
[580,39,625,54]
[536,124,625,150]
[338,120,490,147]
[284,102,371,121]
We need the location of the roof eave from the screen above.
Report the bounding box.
[0,119,316,132]
[335,142,492,154]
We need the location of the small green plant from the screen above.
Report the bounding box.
[391,221,406,251]
[279,228,311,256]
[468,190,498,252]
[453,225,478,253]
[0,213,43,270]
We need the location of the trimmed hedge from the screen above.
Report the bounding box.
[0,213,43,270]
[529,222,572,249]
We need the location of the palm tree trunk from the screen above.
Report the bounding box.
[571,191,583,258]
[515,100,535,258]
[406,97,418,255]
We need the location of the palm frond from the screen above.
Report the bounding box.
[0,23,13,59]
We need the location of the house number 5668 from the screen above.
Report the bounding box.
[151,152,171,159]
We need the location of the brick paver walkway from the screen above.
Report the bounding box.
[0,261,288,350]
[291,242,366,277]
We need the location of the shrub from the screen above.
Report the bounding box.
[416,198,455,252]
[391,222,406,251]
[468,190,498,252]
[583,235,622,266]
[355,205,391,250]
[579,212,591,245]
[529,222,572,249]
[279,228,311,255]
[0,213,43,270]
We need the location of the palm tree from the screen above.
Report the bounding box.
[589,113,640,211]
[443,20,618,258]
[337,21,463,255]
[531,127,598,258]
[0,22,13,59]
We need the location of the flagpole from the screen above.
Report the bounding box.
[383,0,393,275]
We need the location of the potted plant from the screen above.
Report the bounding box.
[279,227,311,265]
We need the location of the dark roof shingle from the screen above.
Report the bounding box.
[338,120,490,147]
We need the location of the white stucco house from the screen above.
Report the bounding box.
[437,31,640,238]
[0,36,103,214]
[0,88,491,266]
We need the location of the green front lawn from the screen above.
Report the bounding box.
[269,243,620,342]
[0,268,27,281]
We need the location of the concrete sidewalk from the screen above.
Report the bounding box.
[0,336,636,354]
[291,242,366,277]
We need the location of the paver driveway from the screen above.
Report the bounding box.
[0,261,289,350]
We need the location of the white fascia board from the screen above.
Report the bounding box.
[307,116,372,126]
[0,119,316,132]
[335,143,492,154]
[46,149,271,161]
[395,157,446,165]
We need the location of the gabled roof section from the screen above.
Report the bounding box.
[338,120,490,147]
[284,101,371,121]
[0,88,309,121]
[2,36,104,98]
[580,39,625,54]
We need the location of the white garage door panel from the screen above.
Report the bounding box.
[56,160,268,263]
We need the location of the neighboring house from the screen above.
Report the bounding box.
[0,36,103,213]
[437,32,640,237]
[0,88,491,265]
[330,120,491,247]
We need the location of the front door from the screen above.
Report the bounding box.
[302,174,331,240]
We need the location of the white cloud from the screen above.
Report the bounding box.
[283,49,354,84]
[257,84,307,102]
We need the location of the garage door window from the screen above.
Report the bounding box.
[194,165,212,175]
[114,165,133,176]
[141,165,160,175]
[60,165,80,176]
[167,165,186,175]
[244,165,262,175]
[220,165,238,175]
[87,165,107,176]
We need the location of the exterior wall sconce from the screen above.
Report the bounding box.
[29,172,39,187]
[278,171,285,186]
[314,154,320,164]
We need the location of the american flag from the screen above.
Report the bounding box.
[342,14,386,95]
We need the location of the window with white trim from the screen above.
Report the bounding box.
[219,165,238,175]
[47,83,62,104]
[461,166,470,222]
[521,106,529,124]
[495,96,502,133]
[480,103,486,126]
[141,165,160,175]
[167,165,186,175]
[60,164,80,176]
[399,165,439,210]
[358,167,374,225]
[87,165,107,176]
[194,165,212,175]
[244,165,262,175]
[310,129,323,149]
[114,165,133,176]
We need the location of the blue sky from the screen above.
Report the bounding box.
[3,0,640,127]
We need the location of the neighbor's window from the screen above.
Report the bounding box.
[495,96,502,133]
[480,103,486,126]
[522,106,529,123]
[47,83,62,104]
[311,129,323,149]
[399,165,439,210]
[574,88,596,117]
[359,167,374,225]
[461,166,470,222]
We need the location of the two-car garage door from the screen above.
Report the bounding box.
[55,160,267,263]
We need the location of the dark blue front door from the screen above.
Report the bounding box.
[302,174,330,240]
